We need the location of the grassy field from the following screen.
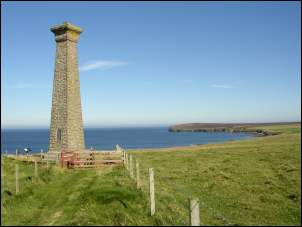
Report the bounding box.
[1,123,301,226]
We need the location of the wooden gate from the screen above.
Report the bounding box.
[60,151,79,168]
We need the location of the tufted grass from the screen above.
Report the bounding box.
[1,123,301,226]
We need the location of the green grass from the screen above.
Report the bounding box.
[1,124,301,226]
[1,161,154,226]
[247,123,301,134]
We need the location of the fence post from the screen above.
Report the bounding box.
[130,155,133,178]
[5,150,8,156]
[125,152,128,169]
[35,160,38,178]
[1,161,3,203]
[15,164,19,194]
[121,150,124,163]
[56,153,59,166]
[15,149,18,158]
[125,153,127,169]
[44,153,47,167]
[40,149,43,160]
[136,161,140,189]
[149,168,155,216]
[189,198,200,226]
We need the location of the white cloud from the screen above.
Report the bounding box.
[210,84,232,89]
[79,60,128,72]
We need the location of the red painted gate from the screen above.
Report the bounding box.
[60,151,79,168]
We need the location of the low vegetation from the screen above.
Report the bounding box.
[1,123,301,226]
[168,122,300,135]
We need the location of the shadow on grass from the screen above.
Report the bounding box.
[80,186,137,208]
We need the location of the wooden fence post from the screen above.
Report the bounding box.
[15,149,18,157]
[40,149,43,160]
[125,153,128,170]
[149,168,155,216]
[35,160,38,178]
[130,155,134,178]
[136,161,140,189]
[15,164,19,194]
[44,152,47,167]
[56,153,59,166]
[122,150,124,164]
[1,161,4,201]
[127,153,130,171]
[189,198,200,226]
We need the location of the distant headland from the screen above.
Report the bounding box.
[168,122,301,136]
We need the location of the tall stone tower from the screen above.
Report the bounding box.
[48,22,85,153]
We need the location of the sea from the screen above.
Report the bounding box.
[1,127,252,154]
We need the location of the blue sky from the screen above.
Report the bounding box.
[1,1,301,128]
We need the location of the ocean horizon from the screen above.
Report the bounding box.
[1,127,253,153]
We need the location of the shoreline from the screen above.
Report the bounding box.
[1,130,254,154]
[128,132,258,152]
[128,125,293,151]
[168,127,282,136]
[168,122,300,133]
[2,123,299,154]
[0,132,271,154]
[127,139,249,153]
[128,125,298,152]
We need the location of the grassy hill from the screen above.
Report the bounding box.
[1,123,301,226]
[168,122,300,134]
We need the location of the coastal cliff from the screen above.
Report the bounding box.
[168,122,300,136]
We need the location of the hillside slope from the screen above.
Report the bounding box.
[1,124,301,225]
[168,122,300,134]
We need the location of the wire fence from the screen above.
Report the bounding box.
[2,149,235,226]
[123,150,235,226]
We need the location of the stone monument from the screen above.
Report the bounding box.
[48,22,85,153]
